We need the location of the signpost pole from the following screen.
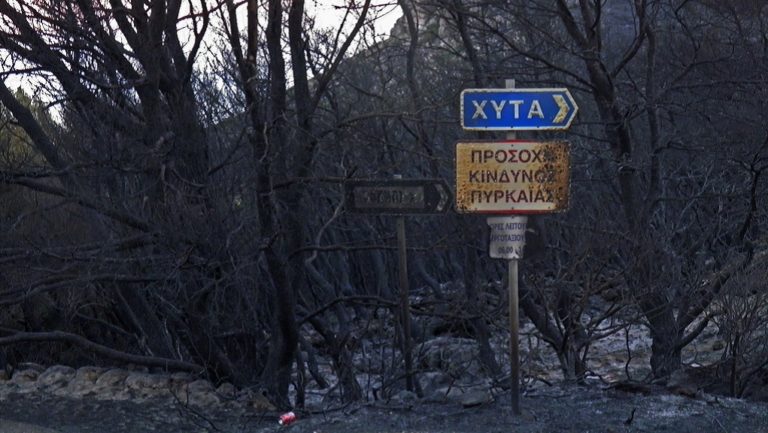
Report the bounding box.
[457,78,575,417]
[508,247,522,415]
[505,79,522,416]
[394,174,415,393]
[345,176,449,396]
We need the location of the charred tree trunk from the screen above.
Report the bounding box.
[462,227,501,377]
[256,0,298,408]
[115,285,176,360]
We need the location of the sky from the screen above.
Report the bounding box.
[0,1,403,108]
[310,0,403,38]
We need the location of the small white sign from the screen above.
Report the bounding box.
[487,216,528,259]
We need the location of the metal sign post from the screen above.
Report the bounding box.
[488,214,527,414]
[508,255,520,414]
[505,78,521,416]
[457,78,575,416]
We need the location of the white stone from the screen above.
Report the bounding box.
[95,368,130,388]
[37,365,76,388]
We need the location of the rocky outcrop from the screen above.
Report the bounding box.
[0,364,272,411]
[419,336,483,379]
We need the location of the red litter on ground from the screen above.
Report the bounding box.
[278,411,297,426]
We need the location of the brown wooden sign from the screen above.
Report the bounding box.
[345,179,451,214]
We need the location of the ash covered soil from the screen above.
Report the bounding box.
[2,385,767,433]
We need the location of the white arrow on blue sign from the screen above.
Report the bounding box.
[461,88,578,131]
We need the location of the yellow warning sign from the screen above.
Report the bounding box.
[455,141,570,214]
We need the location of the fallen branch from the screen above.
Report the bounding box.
[0,330,202,373]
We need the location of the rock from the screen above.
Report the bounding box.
[10,368,39,386]
[92,369,134,401]
[64,366,106,397]
[392,390,418,404]
[95,368,130,388]
[419,337,481,379]
[169,372,194,394]
[169,371,194,383]
[175,379,221,407]
[37,365,76,388]
[9,369,40,394]
[186,379,214,393]
[419,371,453,396]
[424,386,465,403]
[456,388,494,408]
[122,372,171,399]
[248,389,277,411]
[75,366,105,383]
[216,382,237,399]
[125,372,170,391]
[667,369,698,398]
[187,390,221,407]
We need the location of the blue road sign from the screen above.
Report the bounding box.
[461,88,578,131]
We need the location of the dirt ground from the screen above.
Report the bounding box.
[2,384,767,433]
